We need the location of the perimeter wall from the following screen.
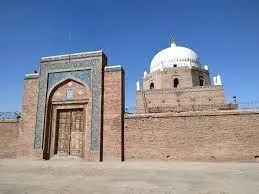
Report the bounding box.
[124,110,259,161]
[0,120,20,158]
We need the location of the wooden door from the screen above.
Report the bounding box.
[56,109,84,157]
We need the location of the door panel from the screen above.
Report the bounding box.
[56,109,84,157]
[70,109,84,156]
[57,110,71,154]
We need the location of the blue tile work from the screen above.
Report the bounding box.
[47,70,92,92]
[34,53,105,152]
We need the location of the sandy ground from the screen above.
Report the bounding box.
[0,160,258,194]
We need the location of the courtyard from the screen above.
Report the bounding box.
[0,160,258,194]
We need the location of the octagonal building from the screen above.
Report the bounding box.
[136,38,235,113]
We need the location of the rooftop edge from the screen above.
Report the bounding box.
[40,50,104,62]
[24,73,39,80]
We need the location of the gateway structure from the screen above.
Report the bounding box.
[19,51,124,161]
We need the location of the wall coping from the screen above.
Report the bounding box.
[125,110,259,119]
[24,73,39,80]
[137,85,223,94]
[40,50,104,62]
[104,65,123,72]
[0,119,20,123]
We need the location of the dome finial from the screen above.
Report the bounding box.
[171,35,176,47]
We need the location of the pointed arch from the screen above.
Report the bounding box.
[43,77,92,160]
[47,77,91,101]
[173,78,179,88]
[150,82,154,90]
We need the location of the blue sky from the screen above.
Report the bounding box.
[0,0,259,111]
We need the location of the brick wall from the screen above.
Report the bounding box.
[0,120,20,158]
[124,110,259,161]
[136,86,226,113]
[18,76,39,158]
[143,67,210,90]
[103,66,124,161]
[191,68,211,86]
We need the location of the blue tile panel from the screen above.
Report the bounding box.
[47,70,92,91]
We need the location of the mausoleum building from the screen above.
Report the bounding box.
[136,39,234,113]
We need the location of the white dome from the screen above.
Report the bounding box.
[150,41,200,73]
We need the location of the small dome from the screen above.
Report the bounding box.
[150,39,200,73]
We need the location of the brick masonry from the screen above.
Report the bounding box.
[0,120,20,158]
[143,67,210,90]
[18,76,39,158]
[124,110,259,161]
[136,86,226,113]
[103,67,125,161]
[138,66,226,113]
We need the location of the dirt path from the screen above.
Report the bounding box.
[0,160,258,194]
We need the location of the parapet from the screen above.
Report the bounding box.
[138,85,223,94]
[24,73,39,80]
[40,50,105,63]
[104,65,123,73]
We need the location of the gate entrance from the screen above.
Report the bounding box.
[55,109,84,157]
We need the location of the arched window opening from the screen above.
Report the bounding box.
[199,79,204,86]
[150,82,154,90]
[66,89,73,100]
[199,76,204,86]
[173,78,179,88]
[173,64,177,67]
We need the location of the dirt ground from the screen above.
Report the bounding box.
[0,159,258,194]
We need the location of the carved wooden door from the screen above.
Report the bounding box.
[56,109,84,157]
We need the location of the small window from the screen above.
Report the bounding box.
[173,64,177,67]
[150,82,154,90]
[66,89,73,100]
[173,78,179,88]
